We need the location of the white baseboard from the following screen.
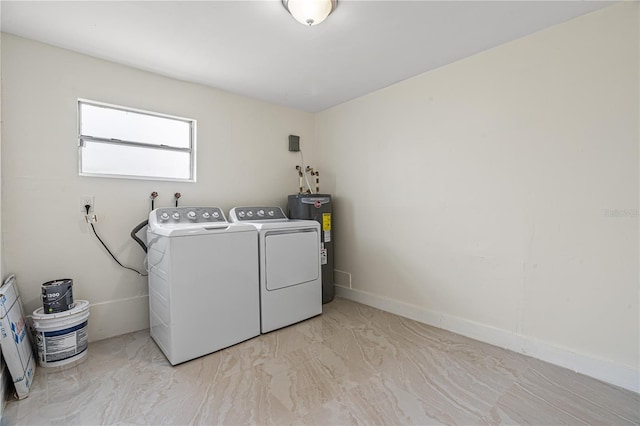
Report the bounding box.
[88,295,149,342]
[335,285,639,394]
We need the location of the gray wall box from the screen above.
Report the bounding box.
[288,135,300,152]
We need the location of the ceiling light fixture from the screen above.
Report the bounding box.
[282,0,337,26]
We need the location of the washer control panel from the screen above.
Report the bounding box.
[155,207,226,224]
[229,207,287,222]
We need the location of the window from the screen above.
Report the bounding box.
[78,99,196,181]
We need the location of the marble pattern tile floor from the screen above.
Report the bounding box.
[2,298,638,425]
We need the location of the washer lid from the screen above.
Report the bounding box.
[148,222,257,237]
[148,207,252,236]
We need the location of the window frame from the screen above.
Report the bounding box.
[78,98,197,182]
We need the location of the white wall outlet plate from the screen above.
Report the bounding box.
[80,196,94,213]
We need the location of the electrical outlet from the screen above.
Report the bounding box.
[80,196,94,213]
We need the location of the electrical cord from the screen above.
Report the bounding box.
[84,205,147,276]
[90,223,148,276]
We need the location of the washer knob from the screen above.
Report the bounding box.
[172,212,181,220]
[160,212,170,221]
[187,211,197,220]
[268,210,275,217]
[257,209,265,217]
[247,211,254,217]
[202,212,211,219]
[238,211,246,218]
[212,211,220,218]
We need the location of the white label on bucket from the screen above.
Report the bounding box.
[37,321,88,363]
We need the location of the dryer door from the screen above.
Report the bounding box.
[264,229,320,291]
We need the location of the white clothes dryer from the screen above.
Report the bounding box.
[147,207,260,365]
[228,206,322,333]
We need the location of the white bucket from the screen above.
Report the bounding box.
[32,300,90,368]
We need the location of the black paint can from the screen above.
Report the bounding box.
[42,279,74,314]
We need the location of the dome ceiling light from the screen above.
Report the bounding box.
[282,0,338,26]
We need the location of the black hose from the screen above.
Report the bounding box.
[91,223,147,276]
[130,220,149,253]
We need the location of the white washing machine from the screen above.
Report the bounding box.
[228,206,322,333]
[147,207,260,365]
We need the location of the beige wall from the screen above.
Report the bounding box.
[317,2,639,391]
[1,33,315,342]
[1,3,638,392]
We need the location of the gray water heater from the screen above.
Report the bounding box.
[288,194,334,303]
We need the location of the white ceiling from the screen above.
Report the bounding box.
[1,0,612,112]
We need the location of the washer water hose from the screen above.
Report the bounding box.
[130,191,159,253]
[130,220,149,253]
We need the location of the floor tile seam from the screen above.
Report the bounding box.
[84,346,129,367]
[487,380,535,424]
[507,379,594,425]
[257,378,329,423]
[378,387,475,426]
[260,354,351,396]
[523,366,640,424]
[302,356,372,393]
[405,380,496,422]
[131,363,184,391]
[253,353,333,384]
[322,321,370,333]
[134,383,212,422]
[186,381,217,425]
[334,325,393,358]
[348,372,413,405]
[310,354,378,380]
[387,355,500,421]
[372,330,442,353]
[314,336,361,362]
[265,378,347,407]
[68,374,149,424]
[403,339,519,377]
[216,359,249,381]
[258,357,341,394]
[132,378,181,413]
[436,354,525,387]
[248,349,322,377]
[118,412,152,426]
[253,362,298,390]
[414,352,522,397]
[355,386,453,426]
[347,324,425,358]
[279,339,335,362]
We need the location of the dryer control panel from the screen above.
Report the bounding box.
[154,207,227,224]
[229,207,287,222]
